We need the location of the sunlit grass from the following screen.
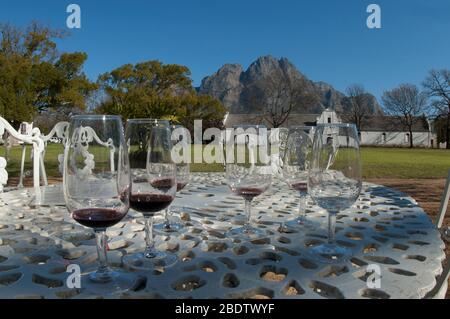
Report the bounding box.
[0,144,449,179]
[361,147,450,179]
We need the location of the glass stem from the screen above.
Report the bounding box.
[94,230,111,281]
[144,217,156,258]
[244,198,253,231]
[298,194,307,223]
[164,208,170,228]
[328,212,337,244]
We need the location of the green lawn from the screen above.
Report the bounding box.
[1,144,449,179]
[361,147,450,179]
[0,143,65,179]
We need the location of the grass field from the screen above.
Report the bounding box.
[361,147,450,179]
[1,144,449,180]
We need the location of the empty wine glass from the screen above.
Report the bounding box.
[154,125,191,233]
[226,125,272,237]
[122,119,178,270]
[308,123,362,262]
[277,127,290,163]
[63,115,133,293]
[282,126,316,229]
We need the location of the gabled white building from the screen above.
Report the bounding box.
[224,109,439,148]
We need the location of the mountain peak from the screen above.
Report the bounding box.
[246,56,280,77]
[198,56,383,115]
[217,63,243,74]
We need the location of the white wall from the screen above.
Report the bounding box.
[318,111,437,148]
[359,131,436,148]
[225,110,441,148]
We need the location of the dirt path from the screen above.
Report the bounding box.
[367,179,449,227]
[8,176,450,298]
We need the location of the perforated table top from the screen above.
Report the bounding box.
[0,173,445,299]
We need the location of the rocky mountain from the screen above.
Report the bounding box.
[199,64,244,112]
[198,55,383,115]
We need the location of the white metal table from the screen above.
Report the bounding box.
[0,173,446,299]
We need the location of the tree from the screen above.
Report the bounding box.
[423,69,450,149]
[433,116,448,146]
[0,22,96,125]
[96,61,192,119]
[33,106,85,134]
[96,60,226,127]
[342,84,370,131]
[245,70,318,128]
[175,93,227,135]
[381,84,428,148]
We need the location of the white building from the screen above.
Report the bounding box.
[224,110,438,148]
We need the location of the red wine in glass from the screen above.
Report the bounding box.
[150,177,176,191]
[231,186,265,199]
[290,181,308,194]
[284,180,311,228]
[282,127,316,230]
[72,208,127,229]
[129,193,174,216]
[177,182,188,191]
[63,114,133,293]
[124,118,178,270]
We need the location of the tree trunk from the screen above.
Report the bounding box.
[409,128,414,148]
[446,106,450,149]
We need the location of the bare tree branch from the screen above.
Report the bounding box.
[382,84,428,148]
[423,69,450,148]
[244,70,318,128]
[341,84,370,131]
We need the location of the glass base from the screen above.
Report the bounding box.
[153,216,203,234]
[228,225,268,239]
[123,250,178,271]
[153,208,204,234]
[282,217,318,231]
[80,268,136,296]
[308,243,351,263]
[153,218,184,233]
[183,218,203,229]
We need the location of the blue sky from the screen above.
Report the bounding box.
[1,0,449,99]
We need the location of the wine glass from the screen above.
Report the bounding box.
[122,119,178,270]
[154,125,191,233]
[282,126,316,229]
[308,123,362,262]
[226,125,272,237]
[277,127,290,164]
[63,115,133,293]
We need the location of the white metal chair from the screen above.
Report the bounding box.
[17,122,34,188]
[38,122,70,186]
[425,170,450,299]
[0,117,44,192]
[17,122,53,188]
[38,121,116,183]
